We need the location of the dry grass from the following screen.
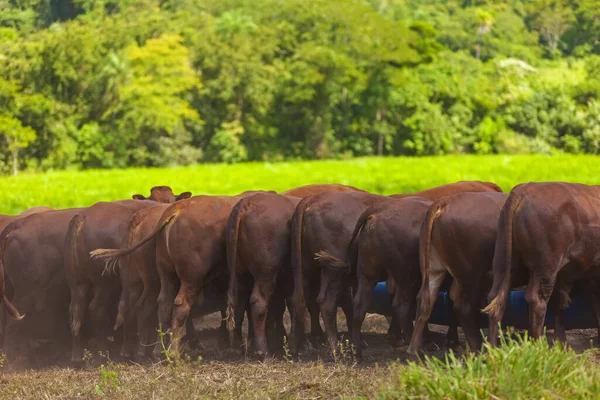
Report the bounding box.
[1,312,599,399]
[1,360,394,399]
[0,313,400,399]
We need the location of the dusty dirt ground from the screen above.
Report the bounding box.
[186,310,600,364]
[2,309,599,368]
[1,310,599,399]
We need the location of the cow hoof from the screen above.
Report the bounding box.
[309,332,326,345]
[136,352,152,364]
[406,352,420,362]
[152,349,166,361]
[406,344,419,356]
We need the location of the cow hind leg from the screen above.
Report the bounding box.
[450,282,482,352]
[392,288,416,345]
[231,276,252,354]
[525,273,556,340]
[445,297,459,346]
[185,315,196,349]
[455,301,482,352]
[582,281,600,342]
[3,312,31,367]
[387,315,402,347]
[153,273,179,359]
[69,282,91,364]
[351,277,376,362]
[120,281,143,360]
[407,268,447,355]
[136,288,159,360]
[250,279,275,358]
[218,306,230,350]
[551,280,574,345]
[317,289,340,355]
[340,289,353,338]
[267,288,287,354]
[89,284,120,357]
[302,271,323,342]
[307,288,324,342]
[137,303,158,360]
[171,284,201,358]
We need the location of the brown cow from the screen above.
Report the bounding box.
[115,204,170,360]
[65,186,191,364]
[116,204,225,360]
[348,198,433,360]
[90,191,271,358]
[291,181,502,355]
[407,192,508,356]
[0,208,82,366]
[484,182,600,346]
[0,206,54,353]
[226,193,299,357]
[0,206,54,238]
[226,184,364,358]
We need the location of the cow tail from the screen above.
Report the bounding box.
[0,223,24,320]
[115,213,146,331]
[482,192,524,320]
[131,216,152,313]
[65,214,88,335]
[312,209,372,275]
[417,200,444,321]
[226,200,245,336]
[89,204,181,273]
[346,208,373,277]
[291,196,311,338]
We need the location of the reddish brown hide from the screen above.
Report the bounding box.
[0,208,80,366]
[349,198,432,360]
[485,182,600,346]
[91,191,270,358]
[116,204,224,360]
[407,192,508,356]
[291,181,502,355]
[65,186,191,363]
[226,193,300,357]
[0,205,54,360]
[226,183,364,358]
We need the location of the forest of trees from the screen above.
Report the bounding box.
[0,0,600,173]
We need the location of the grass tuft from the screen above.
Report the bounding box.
[381,331,600,399]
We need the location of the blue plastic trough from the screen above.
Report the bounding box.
[370,282,597,330]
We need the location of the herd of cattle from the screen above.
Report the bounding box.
[0,181,599,367]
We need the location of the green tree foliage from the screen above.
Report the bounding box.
[0,113,36,175]
[0,0,600,173]
[528,0,575,56]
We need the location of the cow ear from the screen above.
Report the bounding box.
[176,192,192,200]
[132,194,146,200]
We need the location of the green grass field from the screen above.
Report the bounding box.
[4,154,599,215]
